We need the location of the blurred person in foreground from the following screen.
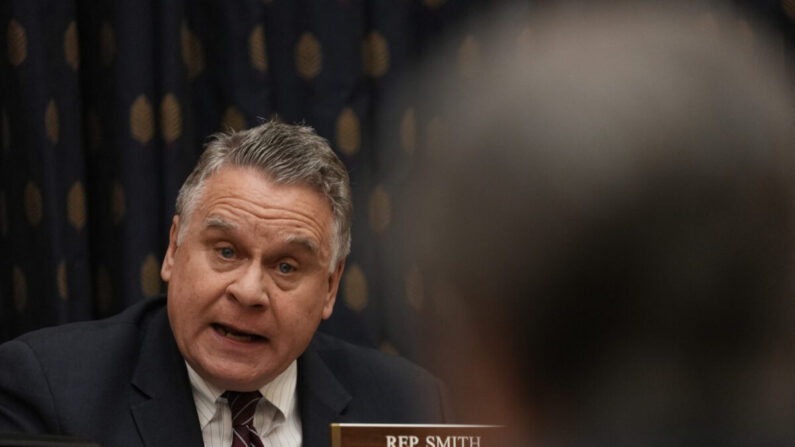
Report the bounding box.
[0,122,448,446]
[398,2,795,445]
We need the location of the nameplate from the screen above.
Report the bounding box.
[329,424,503,447]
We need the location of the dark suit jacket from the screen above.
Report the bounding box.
[0,297,448,446]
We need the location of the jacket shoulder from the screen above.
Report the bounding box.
[310,333,431,382]
[306,332,450,422]
[14,296,166,354]
[0,297,169,434]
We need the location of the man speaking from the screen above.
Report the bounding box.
[0,122,448,446]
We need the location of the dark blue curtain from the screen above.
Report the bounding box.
[1,0,792,361]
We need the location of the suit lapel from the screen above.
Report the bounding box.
[130,307,204,447]
[298,341,353,447]
[126,307,353,447]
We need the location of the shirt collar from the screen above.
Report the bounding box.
[185,360,298,429]
[260,360,298,420]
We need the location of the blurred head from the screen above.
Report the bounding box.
[400,3,795,444]
[161,121,350,391]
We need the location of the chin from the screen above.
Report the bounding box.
[220,379,266,392]
[187,356,261,390]
[206,370,267,392]
[213,366,266,389]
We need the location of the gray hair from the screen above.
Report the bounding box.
[175,121,352,269]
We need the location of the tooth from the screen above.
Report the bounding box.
[216,324,259,342]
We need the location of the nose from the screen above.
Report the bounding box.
[226,262,269,308]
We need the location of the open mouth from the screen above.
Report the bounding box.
[212,323,266,343]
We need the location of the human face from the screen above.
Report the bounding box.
[161,165,344,391]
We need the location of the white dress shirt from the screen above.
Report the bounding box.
[186,361,302,447]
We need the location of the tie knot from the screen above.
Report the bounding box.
[224,391,262,427]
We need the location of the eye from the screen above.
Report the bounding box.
[217,247,235,259]
[278,262,294,274]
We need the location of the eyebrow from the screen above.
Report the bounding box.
[204,215,237,231]
[204,215,319,254]
[285,234,319,254]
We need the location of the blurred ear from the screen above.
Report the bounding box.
[321,259,345,319]
[160,215,180,282]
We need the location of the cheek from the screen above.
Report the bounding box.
[300,279,332,314]
[273,286,327,325]
[172,250,223,293]
[167,259,218,325]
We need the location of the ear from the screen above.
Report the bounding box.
[321,258,345,320]
[160,215,180,282]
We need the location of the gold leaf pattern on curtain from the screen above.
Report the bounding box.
[343,264,368,312]
[250,25,267,73]
[295,32,322,80]
[57,260,68,301]
[130,95,154,145]
[335,108,360,156]
[181,22,205,79]
[160,94,182,144]
[368,185,391,234]
[67,181,87,231]
[222,106,246,131]
[64,21,79,71]
[362,31,389,78]
[7,20,27,67]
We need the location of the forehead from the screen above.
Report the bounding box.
[193,165,334,245]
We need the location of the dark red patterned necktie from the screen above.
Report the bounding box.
[224,391,265,447]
